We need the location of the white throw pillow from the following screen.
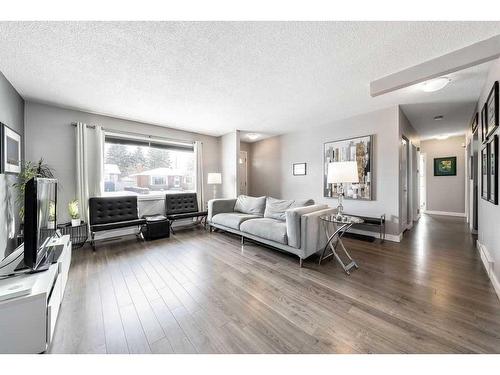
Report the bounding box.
[264,197,314,221]
[234,195,267,216]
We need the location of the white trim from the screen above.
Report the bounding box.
[424,210,466,217]
[476,240,500,301]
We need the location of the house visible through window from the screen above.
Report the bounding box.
[103,134,195,197]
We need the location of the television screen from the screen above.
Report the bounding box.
[24,178,58,270]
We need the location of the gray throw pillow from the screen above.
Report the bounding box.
[264,197,314,221]
[234,195,266,216]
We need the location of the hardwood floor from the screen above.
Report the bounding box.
[48,214,500,353]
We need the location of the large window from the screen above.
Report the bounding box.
[103,134,195,197]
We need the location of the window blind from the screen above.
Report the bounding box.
[105,133,194,152]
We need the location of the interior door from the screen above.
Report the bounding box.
[401,138,409,230]
[472,128,479,231]
[239,151,248,195]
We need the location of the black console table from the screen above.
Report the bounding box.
[343,213,386,242]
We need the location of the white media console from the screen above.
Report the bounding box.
[0,235,71,353]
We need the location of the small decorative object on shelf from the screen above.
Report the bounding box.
[57,222,88,249]
[68,199,81,227]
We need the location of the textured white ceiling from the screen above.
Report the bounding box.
[0,21,499,138]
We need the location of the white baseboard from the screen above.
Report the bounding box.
[346,227,402,243]
[424,210,466,217]
[477,240,500,301]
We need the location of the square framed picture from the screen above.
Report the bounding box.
[481,104,488,143]
[488,135,498,205]
[482,145,489,200]
[1,123,22,174]
[433,156,457,176]
[486,81,499,138]
[293,163,306,176]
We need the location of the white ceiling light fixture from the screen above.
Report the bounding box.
[421,77,452,92]
[435,135,450,140]
[246,133,260,141]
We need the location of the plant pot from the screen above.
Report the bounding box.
[71,219,81,227]
[47,221,55,230]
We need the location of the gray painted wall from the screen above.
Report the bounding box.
[248,136,282,198]
[220,131,239,198]
[249,107,402,237]
[24,101,220,222]
[476,57,500,285]
[0,71,24,259]
[420,135,466,214]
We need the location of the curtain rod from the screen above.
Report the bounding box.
[70,122,195,145]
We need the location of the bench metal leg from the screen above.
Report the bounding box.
[90,232,96,252]
[299,258,303,268]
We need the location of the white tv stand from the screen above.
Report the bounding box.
[0,235,72,353]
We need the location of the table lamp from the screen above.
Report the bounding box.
[207,172,222,200]
[327,161,359,219]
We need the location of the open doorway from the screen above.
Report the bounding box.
[239,151,248,195]
[419,152,426,212]
[401,137,411,230]
[471,127,479,232]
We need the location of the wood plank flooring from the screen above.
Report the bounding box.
[48,214,500,353]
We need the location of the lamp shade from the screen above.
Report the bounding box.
[327,161,359,184]
[207,172,222,184]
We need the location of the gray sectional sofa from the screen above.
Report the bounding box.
[208,195,335,267]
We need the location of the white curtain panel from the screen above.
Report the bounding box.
[75,122,89,224]
[93,125,105,197]
[194,141,204,209]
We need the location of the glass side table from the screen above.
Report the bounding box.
[319,214,364,274]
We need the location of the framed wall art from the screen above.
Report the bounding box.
[481,144,489,200]
[488,135,498,205]
[481,104,488,143]
[486,81,499,138]
[292,163,306,176]
[433,156,457,176]
[1,123,22,174]
[471,112,478,134]
[323,135,373,200]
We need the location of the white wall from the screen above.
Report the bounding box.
[420,135,466,215]
[24,101,220,222]
[0,71,24,259]
[249,107,403,237]
[474,57,500,291]
[219,131,239,198]
[248,136,282,198]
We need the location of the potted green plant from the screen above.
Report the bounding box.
[68,200,81,227]
[13,158,55,222]
[47,201,56,229]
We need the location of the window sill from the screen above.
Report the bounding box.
[137,195,166,202]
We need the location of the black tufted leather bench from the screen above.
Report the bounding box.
[165,193,207,234]
[89,196,146,250]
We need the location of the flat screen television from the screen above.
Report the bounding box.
[24,177,58,271]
